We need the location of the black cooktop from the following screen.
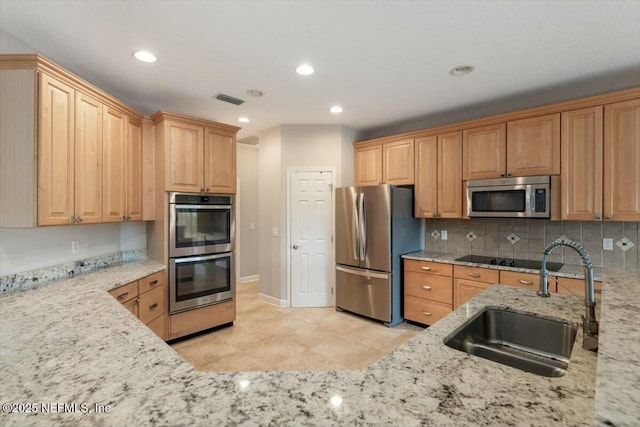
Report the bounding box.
[455,255,563,272]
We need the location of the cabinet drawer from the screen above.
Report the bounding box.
[404,259,453,276]
[138,271,166,294]
[138,283,166,325]
[499,270,539,290]
[404,271,452,304]
[146,314,167,340]
[405,296,452,325]
[122,297,138,317]
[454,265,499,283]
[109,281,138,304]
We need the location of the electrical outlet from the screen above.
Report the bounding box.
[603,238,614,251]
[71,240,80,254]
[250,222,256,230]
[272,227,279,237]
[441,230,448,240]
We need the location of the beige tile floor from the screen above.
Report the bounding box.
[171,281,424,372]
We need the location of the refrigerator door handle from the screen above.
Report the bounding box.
[336,265,389,280]
[353,193,360,260]
[361,192,367,259]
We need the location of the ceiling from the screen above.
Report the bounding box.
[1,0,639,140]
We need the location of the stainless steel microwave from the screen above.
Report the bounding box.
[466,176,551,218]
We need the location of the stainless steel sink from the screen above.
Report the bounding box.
[443,306,578,377]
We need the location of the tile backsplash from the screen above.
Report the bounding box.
[425,219,639,270]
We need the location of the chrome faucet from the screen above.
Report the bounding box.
[538,239,599,351]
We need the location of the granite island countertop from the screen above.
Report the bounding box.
[0,259,638,426]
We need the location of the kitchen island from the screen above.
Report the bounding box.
[0,259,637,426]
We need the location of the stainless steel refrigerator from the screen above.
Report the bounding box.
[335,185,424,327]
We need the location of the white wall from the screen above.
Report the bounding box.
[237,143,260,279]
[0,29,37,53]
[257,124,361,300]
[0,222,146,276]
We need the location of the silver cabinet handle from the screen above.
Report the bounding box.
[421,285,432,291]
[595,214,601,219]
[117,292,129,301]
[519,279,534,285]
[469,272,481,278]
[421,266,432,271]
[605,214,612,220]
[149,303,158,311]
[149,280,159,286]
[422,312,432,317]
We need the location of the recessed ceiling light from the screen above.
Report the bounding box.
[450,65,474,76]
[246,89,264,97]
[296,63,315,76]
[133,50,158,63]
[238,117,250,123]
[330,106,343,114]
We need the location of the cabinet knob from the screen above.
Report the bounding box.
[422,312,432,317]
[205,187,210,192]
[421,285,432,291]
[595,214,601,220]
[519,280,534,285]
[605,214,612,220]
[469,272,481,278]
[507,173,512,177]
[500,174,505,177]
[76,216,83,223]
[420,266,432,271]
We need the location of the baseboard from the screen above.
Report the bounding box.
[259,292,288,308]
[239,274,260,284]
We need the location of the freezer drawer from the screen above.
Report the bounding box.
[336,265,391,323]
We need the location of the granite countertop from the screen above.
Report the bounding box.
[402,250,604,281]
[0,259,638,426]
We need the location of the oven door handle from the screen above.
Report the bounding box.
[172,204,232,210]
[173,253,232,264]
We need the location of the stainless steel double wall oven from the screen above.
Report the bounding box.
[168,192,234,314]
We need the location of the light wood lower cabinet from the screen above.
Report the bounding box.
[109,270,167,340]
[453,265,498,307]
[498,270,539,291]
[403,259,453,325]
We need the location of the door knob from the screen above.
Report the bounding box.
[292,245,300,249]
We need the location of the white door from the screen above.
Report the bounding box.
[290,170,333,307]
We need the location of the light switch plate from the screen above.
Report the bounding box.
[71,240,80,254]
[441,230,448,240]
[603,238,614,251]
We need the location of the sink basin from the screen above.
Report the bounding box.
[443,306,578,377]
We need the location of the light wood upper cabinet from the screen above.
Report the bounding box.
[73,91,103,224]
[354,144,382,187]
[204,129,236,193]
[383,139,414,185]
[126,118,143,221]
[414,132,462,218]
[166,121,204,192]
[506,113,560,177]
[152,111,240,194]
[604,98,640,221]
[102,106,126,222]
[414,136,438,217]
[561,106,603,221]
[38,73,76,226]
[463,123,506,180]
[438,131,463,218]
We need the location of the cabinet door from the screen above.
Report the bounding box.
[38,73,75,226]
[453,278,490,308]
[604,98,640,221]
[507,113,560,177]
[437,131,463,218]
[166,121,204,192]
[74,91,103,224]
[102,106,126,222]
[203,128,236,194]
[125,118,143,220]
[561,107,603,221]
[354,145,382,187]
[414,136,438,218]
[383,139,414,185]
[462,123,506,180]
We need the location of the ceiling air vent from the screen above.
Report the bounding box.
[214,93,245,105]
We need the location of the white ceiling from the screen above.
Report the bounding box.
[1,0,639,140]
